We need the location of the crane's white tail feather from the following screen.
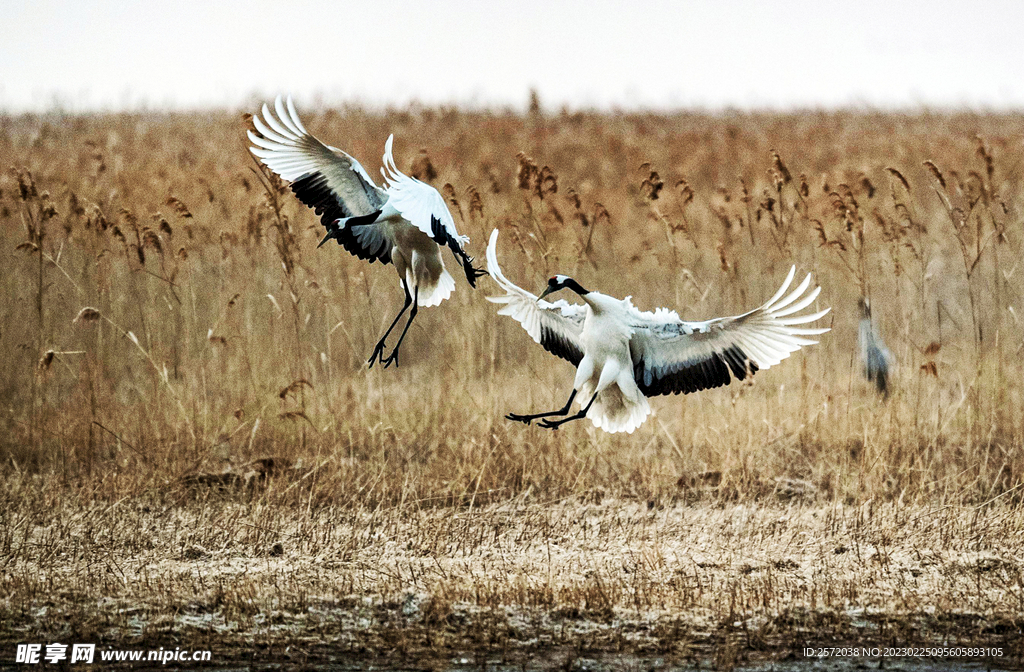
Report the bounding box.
[578,375,651,435]
[584,385,651,435]
[408,265,455,308]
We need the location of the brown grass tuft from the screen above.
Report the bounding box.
[410,148,437,182]
[72,307,101,324]
[923,160,947,189]
[885,166,911,192]
[166,195,193,218]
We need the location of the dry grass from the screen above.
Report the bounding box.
[2,481,1021,666]
[1,106,1023,665]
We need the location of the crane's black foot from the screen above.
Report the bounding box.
[538,418,569,430]
[464,260,489,288]
[382,347,401,369]
[506,412,536,425]
[367,339,389,368]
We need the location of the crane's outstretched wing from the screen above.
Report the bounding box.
[629,266,830,396]
[248,96,393,264]
[485,230,586,366]
[380,136,483,284]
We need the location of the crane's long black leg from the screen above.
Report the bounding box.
[538,391,599,430]
[382,285,418,369]
[506,389,578,426]
[367,281,411,368]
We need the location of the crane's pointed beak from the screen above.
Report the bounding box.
[317,231,337,248]
[538,286,554,301]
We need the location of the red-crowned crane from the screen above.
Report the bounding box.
[486,230,830,433]
[248,96,485,368]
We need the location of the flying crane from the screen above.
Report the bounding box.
[248,96,485,368]
[486,230,830,433]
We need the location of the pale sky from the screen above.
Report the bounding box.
[2,0,1023,112]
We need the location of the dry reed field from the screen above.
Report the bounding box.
[1,106,1023,669]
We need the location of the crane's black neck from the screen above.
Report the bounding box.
[562,278,590,296]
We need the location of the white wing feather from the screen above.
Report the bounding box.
[630,266,830,395]
[485,230,586,365]
[248,95,386,216]
[380,135,469,246]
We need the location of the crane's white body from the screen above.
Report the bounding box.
[385,218,455,308]
[486,230,831,434]
[573,294,652,433]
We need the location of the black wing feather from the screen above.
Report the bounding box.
[292,174,391,264]
[431,215,486,287]
[634,344,758,397]
[540,324,584,367]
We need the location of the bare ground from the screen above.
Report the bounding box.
[2,486,1022,669]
